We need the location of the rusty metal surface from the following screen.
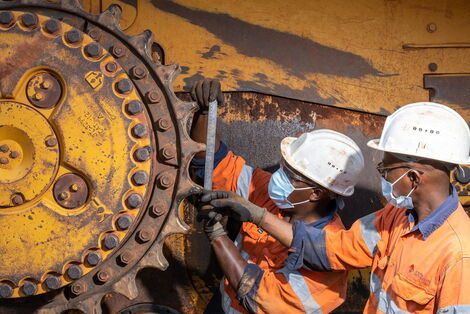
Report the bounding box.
[53,173,89,210]
[0,1,203,313]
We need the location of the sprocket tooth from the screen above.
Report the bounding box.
[129,30,154,60]
[98,4,122,31]
[59,0,85,11]
[112,268,139,300]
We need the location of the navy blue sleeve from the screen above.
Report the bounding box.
[191,141,228,180]
[285,221,332,271]
[237,263,264,314]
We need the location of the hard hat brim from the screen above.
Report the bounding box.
[367,139,470,166]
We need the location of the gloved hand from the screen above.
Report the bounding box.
[190,78,225,113]
[203,212,227,242]
[200,190,267,226]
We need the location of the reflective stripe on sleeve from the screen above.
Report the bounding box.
[277,267,322,314]
[370,272,409,314]
[359,212,381,256]
[236,165,254,199]
[437,305,470,313]
[234,233,250,261]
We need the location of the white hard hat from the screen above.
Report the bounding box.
[367,102,470,165]
[280,129,365,196]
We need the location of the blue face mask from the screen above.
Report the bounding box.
[268,168,313,209]
[381,170,416,209]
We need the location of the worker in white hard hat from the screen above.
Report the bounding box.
[205,102,470,313]
[191,79,365,313]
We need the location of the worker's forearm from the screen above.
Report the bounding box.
[190,112,220,159]
[260,212,294,248]
[211,235,247,290]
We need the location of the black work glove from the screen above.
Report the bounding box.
[190,78,225,113]
[200,190,267,226]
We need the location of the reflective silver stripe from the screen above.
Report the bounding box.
[370,273,409,314]
[360,212,381,256]
[234,233,250,261]
[236,165,254,199]
[277,267,322,314]
[437,305,470,313]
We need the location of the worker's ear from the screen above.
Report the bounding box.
[309,188,324,201]
[408,170,421,189]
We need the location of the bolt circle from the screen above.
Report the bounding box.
[21,13,38,28]
[105,62,118,72]
[126,100,143,115]
[46,138,58,147]
[116,215,133,230]
[96,269,110,283]
[21,281,37,296]
[70,282,86,296]
[126,193,143,209]
[44,19,60,34]
[157,118,171,131]
[67,265,83,280]
[65,29,82,44]
[84,43,102,58]
[146,90,161,103]
[132,123,148,138]
[85,251,102,266]
[132,171,148,186]
[45,276,60,290]
[134,147,151,162]
[116,79,133,94]
[0,11,14,27]
[0,284,13,298]
[131,66,146,79]
[111,45,125,58]
[103,234,119,250]
[0,144,9,153]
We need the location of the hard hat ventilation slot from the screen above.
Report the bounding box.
[328,161,347,174]
[412,126,440,135]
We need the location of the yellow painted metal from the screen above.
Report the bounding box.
[88,0,470,121]
[0,11,152,297]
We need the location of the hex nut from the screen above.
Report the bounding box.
[116,215,133,230]
[428,62,438,72]
[157,118,171,131]
[132,171,148,186]
[44,19,60,34]
[0,157,8,165]
[46,138,58,147]
[0,12,14,26]
[65,29,82,44]
[116,79,133,94]
[21,13,38,28]
[96,270,110,283]
[132,123,148,138]
[45,276,60,290]
[21,282,37,296]
[67,265,82,280]
[126,100,143,115]
[84,43,101,58]
[137,228,154,243]
[105,62,118,72]
[161,146,176,160]
[88,29,101,40]
[103,234,119,250]
[9,151,18,159]
[86,251,101,266]
[70,282,86,296]
[0,284,13,298]
[111,45,125,58]
[11,194,24,206]
[126,193,143,209]
[134,147,151,162]
[0,144,9,153]
[131,66,146,79]
[118,250,133,265]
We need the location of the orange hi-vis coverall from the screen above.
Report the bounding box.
[285,185,470,313]
[193,142,349,314]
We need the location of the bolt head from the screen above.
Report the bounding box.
[111,45,125,58]
[84,43,101,58]
[44,19,60,34]
[126,100,143,115]
[134,147,151,162]
[161,146,176,160]
[9,151,18,159]
[88,29,101,40]
[0,145,9,153]
[137,228,154,242]
[157,118,171,131]
[132,171,148,186]
[427,23,437,33]
[41,80,52,89]
[65,29,82,44]
[105,62,117,72]
[146,90,161,103]
[70,282,85,296]
[428,62,438,72]
[116,215,133,230]
[86,251,101,266]
[70,184,80,192]
[151,204,165,217]
[67,265,82,280]
[0,284,13,298]
[21,282,37,296]
[46,138,58,147]
[45,276,60,290]
[116,79,133,94]
[58,191,69,201]
[33,93,43,100]
[103,234,119,250]
[132,123,148,138]
[11,194,24,206]
[96,270,110,283]
[119,250,133,265]
[158,173,173,189]
[126,193,143,209]
[0,12,14,26]
[0,157,8,165]
[132,66,146,79]
[21,13,38,28]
